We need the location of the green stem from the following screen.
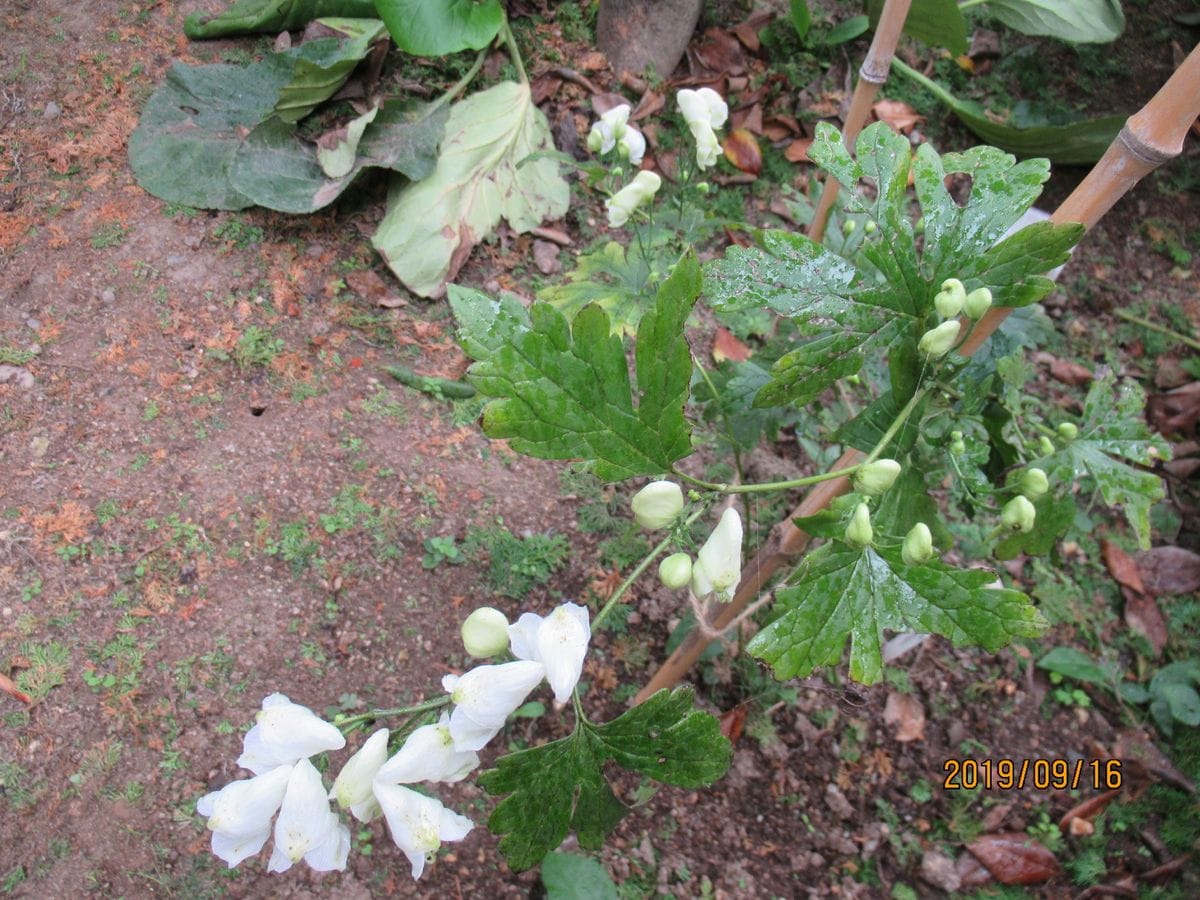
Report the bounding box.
[334,696,450,731]
[1114,308,1200,352]
[692,354,744,482]
[430,48,487,112]
[500,17,529,85]
[862,387,928,466]
[593,506,708,630]
[673,465,864,494]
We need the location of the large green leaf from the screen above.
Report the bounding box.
[374,0,504,55]
[748,543,1045,684]
[373,80,569,297]
[228,99,447,213]
[129,58,297,210]
[868,0,966,54]
[479,687,730,871]
[892,59,1123,165]
[1040,373,1169,548]
[541,853,618,900]
[465,254,700,482]
[985,0,1124,43]
[448,285,532,360]
[183,0,377,39]
[272,19,387,123]
[539,242,654,337]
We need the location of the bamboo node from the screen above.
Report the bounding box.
[859,59,891,84]
[1118,123,1176,166]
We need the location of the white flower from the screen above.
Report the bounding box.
[509,602,591,705]
[329,728,390,823]
[677,87,728,169]
[268,759,349,874]
[620,125,646,165]
[442,660,545,751]
[691,508,743,602]
[197,765,292,868]
[237,693,346,775]
[605,170,661,228]
[374,782,473,880]
[375,712,480,786]
[588,104,646,163]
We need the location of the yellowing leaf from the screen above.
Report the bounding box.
[373,81,570,297]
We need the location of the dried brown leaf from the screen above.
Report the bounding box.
[872,99,923,134]
[883,691,926,742]
[0,672,32,706]
[722,128,762,175]
[1136,546,1200,595]
[1058,790,1120,834]
[1048,357,1094,386]
[784,137,813,163]
[967,833,1063,885]
[1102,539,1146,593]
[712,327,751,363]
[1123,586,1167,655]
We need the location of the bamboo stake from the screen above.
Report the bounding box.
[807,0,913,243]
[635,40,1200,707]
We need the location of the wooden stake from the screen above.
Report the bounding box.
[635,40,1200,707]
[807,0,913,243]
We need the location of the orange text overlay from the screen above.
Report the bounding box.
[941,758,1122,791]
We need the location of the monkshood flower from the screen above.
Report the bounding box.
[375,712,480,786]
[237,693,346,774]
[509,602,592,704]
[587,103,646,164]
[691,508,743,602]
[442,659,546,751]
[329,728,390,823]
[196,765,292,868]
[268,758,350,873]
[677,87,728,169]
[374,782,474,880]
[606,170,661,227]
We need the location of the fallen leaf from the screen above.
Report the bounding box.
[0,672,32,706]
[1058,790,1119,834]
[1148,381,1200,434]
[632,89,665,121]
[1102,539,1146,593]
[712,327,751,363]
[967,833,1063,885]
[344,269,405,308]
[956,852,993,888]
[763,113,802,139]
[873,99,923,134]
[785,137,813,162]
[1114,729,1196,793]
[720,705,747,744]
[730,103,764,135]
[732,21,761,52]
[690,27,745,76]
[1123,586,1167,655]
[577,51,608,72]
[532,239,561,275]
[722,128,762,175]
[981,801,1014,833]
[1136,546,1200,595]
[1049,357,1094,386]
[883,691,926,742]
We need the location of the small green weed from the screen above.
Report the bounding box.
[422,535,466,569]
[465,525,570,599]
[212,218,263,249]
[15,640,70,700]
[233,326,283,370]
[90,223,129,249]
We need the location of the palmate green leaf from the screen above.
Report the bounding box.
[183,0,377,39]
[1040,373,1168,548]
[465,254,700,482]
[273,19,386,122]
[447,285,531,361]
[479,687,730,871]
[994,493,1074,560]
[541,852,618,900]
[539,242,654,337]
[374,0,504,56]
[868,0,967,55]
[749,543,1045,684]
[228,99,447,213]
[985,0,1124,43]
[373,80,569,297]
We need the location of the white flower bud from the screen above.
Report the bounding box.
[1015,467,1049,499]
[1038,436,1056,457]
[854,459,901,496]
[963,287,992,319]
[901,523,934,565]
[658,553,693,589]
[918,320,962,358]
[1001,495,1036,533]
[934,279,965,318]
[630,480,684,530]
[1058,422,1078,440]
[461,607,511,658]
[844,502,873,549]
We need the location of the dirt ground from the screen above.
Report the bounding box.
[1,1,1198,898]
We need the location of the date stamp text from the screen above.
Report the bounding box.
[942,758,1122,791]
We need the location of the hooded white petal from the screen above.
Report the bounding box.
[237,694,345,773]
[329,728,389,820]
[210,827,273,868]
[605,170,661,227]
[374,782,474,881]
[691,508,743,602]
[620,126,646,165]
[268,759,340,873]
[677,87,728,170]
[198,764,292,840]
[443,660,545,751]
[302,821,351,872]
[536,603,591,704]
[375,713,480,785]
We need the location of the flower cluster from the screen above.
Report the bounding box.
[197,602,592,879]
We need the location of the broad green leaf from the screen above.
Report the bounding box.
[465,254,701,482]
[872,464,953,548]
[985,0,1124,43]
[1040,373,1169,548]
[272,19,387,123]
[539,242,654,336]
[994,493,1075,560]
[750,543,1044,683]
[1037,647,1111,685]
[229,99,447,213]
[184,0,377,39]
[480,686,731,871]
[756,333,866,409]
[868,0,967,55]
[373,80,570,297]
[892,59,1122,165]
[317,104,378,177]
[448,285,532,361]
[542,853,618,900]
[129,59,297,210]
[824,15,869,44]
[374,0,504,55]
[836,390,927,456]
[789,0,812,40]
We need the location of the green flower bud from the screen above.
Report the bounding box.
[631,481,684,530]
[1038,436,1056,457]
[461,607,511,658]
[934,279,966,319]
[854,459,902,496]
[658,553,693,589]
[842,219,857,235]
[914,216,925,235]
[1057,422,1078,441]
[950,439,966,455]
[611,165,624,178]
[1015,467,1049,499]
[918,320,962,358]
[950,430,963,442]
[901,523,934,565]
[844,502,874,548]
[1001,495,1036,533]
[864,221,877,235]
[695,182,710,194]
[963,287,993,319]
[586,128,604,153]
